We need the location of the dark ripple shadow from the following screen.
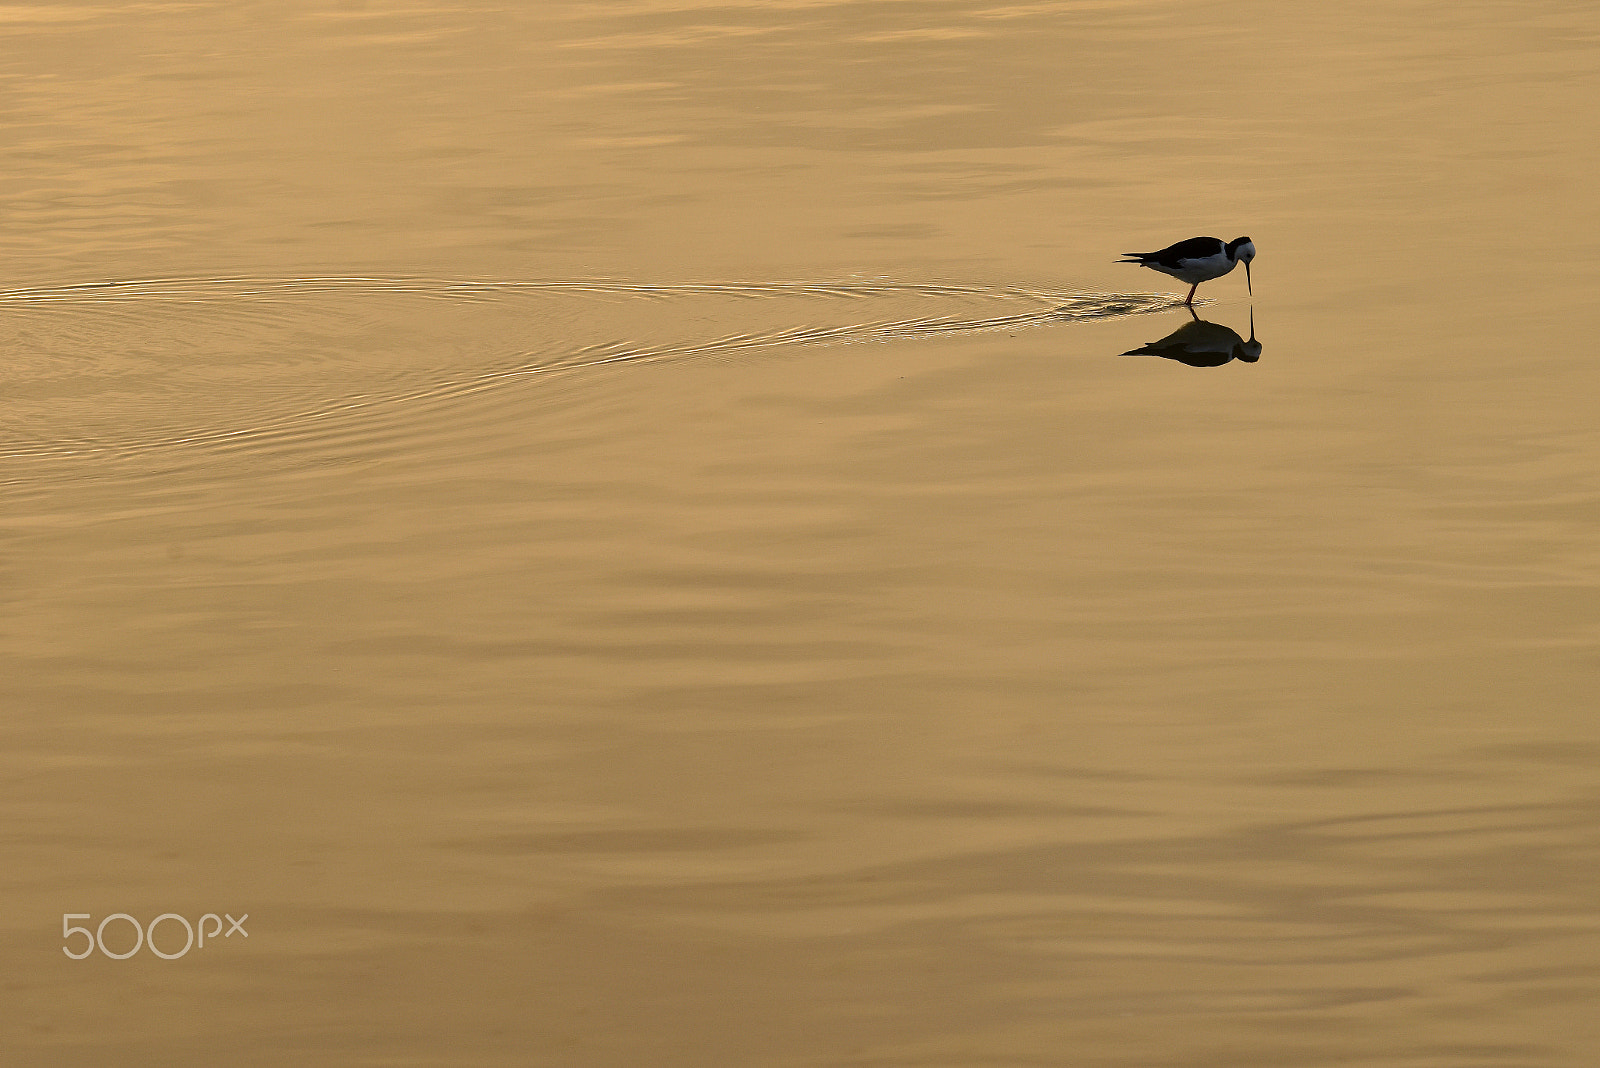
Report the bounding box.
[417,790,1599,1064]
[577,795,1600,970]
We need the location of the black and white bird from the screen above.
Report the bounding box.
[1119,236,1255,305]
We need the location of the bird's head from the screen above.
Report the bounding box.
[1227,236,1255,295]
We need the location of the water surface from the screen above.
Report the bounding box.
[4,1,1599,1064]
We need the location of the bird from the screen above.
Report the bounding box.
[1118,236,1255,306]
[1119,308,1260,367]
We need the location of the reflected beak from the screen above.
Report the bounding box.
[1237,307,1263,362]
[1244,260,1252,296]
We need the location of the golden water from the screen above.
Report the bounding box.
[4,1,1599,1064]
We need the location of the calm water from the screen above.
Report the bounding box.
[5,1,1599,1064]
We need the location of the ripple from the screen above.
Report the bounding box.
[0,276,1181,467]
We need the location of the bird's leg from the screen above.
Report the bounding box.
[1184,282,1198,306]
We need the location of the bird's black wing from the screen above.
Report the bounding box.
[1123,236,1224,267]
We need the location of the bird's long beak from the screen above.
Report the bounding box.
[1244,260,1252,296]
[1248,307,1255,342]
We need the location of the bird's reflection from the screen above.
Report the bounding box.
[1119,308,1260,366]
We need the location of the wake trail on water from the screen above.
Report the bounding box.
[0,277,1184,464]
